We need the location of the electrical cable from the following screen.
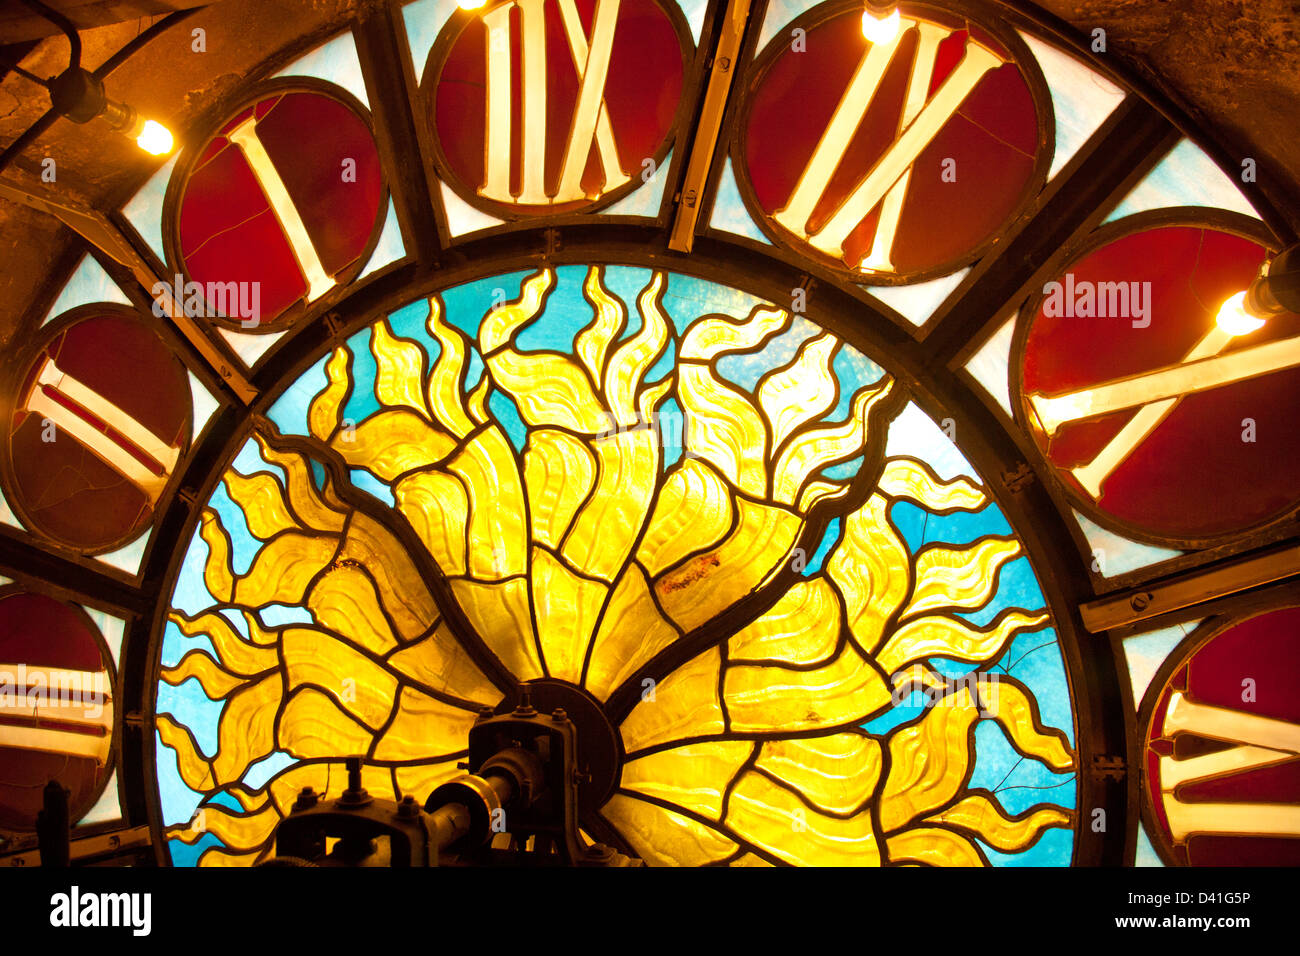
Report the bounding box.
[0,9,202,175]
[17,0,81,69]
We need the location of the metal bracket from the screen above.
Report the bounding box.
[544,227,562,259]
[1090,755,1127,780]
[1080,541,1300,632]
[1000,461,1035,494]
[668,0,752,252]
[1,824,151,867]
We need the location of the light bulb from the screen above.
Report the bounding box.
[1215,291,1266,337]
[458,0,487,9]
[135,119,174,156]
[861,7,901,45]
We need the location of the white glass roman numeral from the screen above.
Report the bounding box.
[1158,690,1300,843]
[480,0,630,205]
[0,665,113,765]
[226,114,336,301]
[23,357,180,502]
[1028,331,1300,498]
[773,17,1005,270]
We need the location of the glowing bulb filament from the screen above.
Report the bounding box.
[135,120,174,156]
[861,7,901,45]
[1215,291,1267,337]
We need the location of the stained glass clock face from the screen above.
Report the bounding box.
[154,264,1078,866]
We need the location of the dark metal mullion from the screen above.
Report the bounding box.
[0,529,150,616]
[91,241,249,409]
[1081,540,1300,637]
[117,611,155,830]
[666,0,756,251]
[352,4,443,266]
[920,96,1179,369]
[690,0,769,235]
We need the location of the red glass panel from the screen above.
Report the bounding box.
[430,0,685,215]
[1145,607,1300,865]
[3,310,191,554]
[741,5,1042,278]
[1020,225,1300,541]
[175,89,385,331]
[0,591,113,832]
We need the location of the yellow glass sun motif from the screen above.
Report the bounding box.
[157,265,1076,866]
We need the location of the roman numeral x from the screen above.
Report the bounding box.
[1028,329,1300,498]
[774,17,1006,271]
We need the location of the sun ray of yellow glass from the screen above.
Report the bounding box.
[637,458,733,579]
[396,469,471,576]
[902,536,1022,619]
[337,512,440,642]
[213,676,284,783]
[531,546,607,684]
[387,622,500,707]
[561,428,659,582]
[827,494,909,654]
[448,427,529,580]
[886,826,986,866]
[875,609,1048,675]
[583,563,680,701]
[281,626,399,731]
[879,689,979,831]
[222,470,299,540]
[655,499,801,634]
[726,771,879,866]
[759,333,839,450]
[754,733,881,816]
[373,687,479,761]
[620,647,724,753]
[877,457,987,512]
[603,794,737,866]
[620,741,753,820]
[371,320,431,419]
[924,793,1071,852]
[234,533,339,609]
[524,429,596,551]
[728,577,841,665]
[677,364,768,497]
[279,686,372,760]
[450,577,543,681]
[332,410,458,481]
[306,564,400,656]
[725,644,891,734]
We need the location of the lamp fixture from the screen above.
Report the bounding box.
[47,67,174,156]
